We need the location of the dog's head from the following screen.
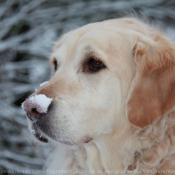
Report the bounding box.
[22,18,175,145]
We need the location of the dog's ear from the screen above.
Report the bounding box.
[127,32,175,128]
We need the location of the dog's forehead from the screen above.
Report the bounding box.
[52,30,86,63]
[51,19,135,66]
[53,21,121,51]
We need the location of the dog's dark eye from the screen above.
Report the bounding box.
[53,59,58,71]
[88,58,104,72]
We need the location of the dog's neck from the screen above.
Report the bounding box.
[73,120,137,173]
[72,113,175,174]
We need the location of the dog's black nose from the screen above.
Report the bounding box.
[22,94,52,120]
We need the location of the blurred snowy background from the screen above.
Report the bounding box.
[0,0,175,174]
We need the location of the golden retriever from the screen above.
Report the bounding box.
[22,18,175,175]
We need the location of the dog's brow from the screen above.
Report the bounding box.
[84,46,95,57]
[85,46,92,52]
[84,46,94,59]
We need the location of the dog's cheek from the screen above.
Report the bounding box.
[51,103,84,139]
[52,76,121,141]
[50,106,91,143]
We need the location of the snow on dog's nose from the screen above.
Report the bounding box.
[21,94,52,120]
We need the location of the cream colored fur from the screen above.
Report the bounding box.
[45,115,175,175]
[32,18,175,175]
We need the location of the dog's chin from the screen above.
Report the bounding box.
[34,132,49,143]
[31,124,92,145]
[54,137,93,145]
[30,123,49,143]
[34,133,92,145]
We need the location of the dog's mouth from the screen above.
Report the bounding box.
[31,123,49,143]
[84,137,93,143]
[30,122,93,145]
[27,112,93,145]
[27,112,55,143]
